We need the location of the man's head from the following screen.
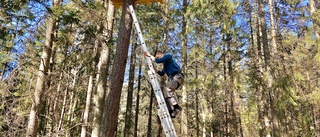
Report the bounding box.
[154,50,164,58]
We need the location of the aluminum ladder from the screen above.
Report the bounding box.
[129,5,178,137]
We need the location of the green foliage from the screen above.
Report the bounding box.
[1,0,320,136]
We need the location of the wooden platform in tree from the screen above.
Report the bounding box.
[112,0,163,8]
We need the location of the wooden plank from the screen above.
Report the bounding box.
[112,0,163,8]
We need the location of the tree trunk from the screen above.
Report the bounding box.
[40,46,56,136]
[162,0,169,52]
[269,0,277,55]
[181,0,188,136]
[57,84,68,134]
[239,116,244,137]
[98,1,117,136]
[275,1,282,47]
[52,65,64,134]
[103,0,134,136]
[226,33,239,136]
[26,0,61,136]
[81,38,99,137]
[91,0,114,133]
[80,74,94,137]
[267,2,279,135]
[124,36,138,137]
[91,39,110,137]
[147,86,154,137]
[254,1,269,136]
[0,62,6,80]
[133,61,142,137]
[222,43,229,136]
[195,88,200,137]
[255,2,263,61]
[258,0,270,65]
[309,0,320,39]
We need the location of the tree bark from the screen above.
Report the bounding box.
[57,84,68,134]
[147,86,154,137]
[80,74,94,137]
[268,0,277,56]
[103,0,134,136]
[253,1,269,136]
[195,88,200,137]
[81,38,99,137]
[258,0,270,65]
[226,33,239,136]
[223,43,229,136]
[267,2,279,135]
[309,0,320,39]
[162,0,169,52]
[181,0,188,136]
[91,1,115,135]
[124,36,137,137]
[133,61,142,137]
[26,0,61,136]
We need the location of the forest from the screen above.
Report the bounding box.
[0,0,320,136]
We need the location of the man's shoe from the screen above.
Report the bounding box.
[171,113,176,118]
[171,109,181,118]
[175,105,182,111]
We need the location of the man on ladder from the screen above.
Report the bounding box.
[144,50,184,118]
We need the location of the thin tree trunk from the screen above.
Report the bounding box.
[259,1,274,137]
[81,38,99,137]
[196,88,200,137]
[124,36,138,137]
[309,0,320,39]
[269,0,277,55]
[254,1,269,136]
[199,93,208,137]
[226,33,239,136]
[104,0,134,136]
[65,92,74,137]
[147,86,154,137]
[157,117,162,137]
[26,0,60,136]
[80,74,94,137]
[255,2,263,60]
[239,116,244,137]
[57,85,68,134]
[258,0,270,65]
[52,66,64,134]
[194,63,200,136]
[41,47,56,136]
[181,0,188,135]
[223,43,229,136]
[275,1,282,47]
[157,1,169,132]
[0,62,6,80]
[69,91,78,136]
[162,0,169,52]
[56,48,71,136]
[133,61,142,137]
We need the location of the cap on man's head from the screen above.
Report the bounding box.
[154,50,163,56]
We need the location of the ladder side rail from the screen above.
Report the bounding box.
[148,71,177,136]
[129,5,154,73]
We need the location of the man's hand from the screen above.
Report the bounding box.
[152,62,158,72]
[144,51,151,57]
[144,51,155,61]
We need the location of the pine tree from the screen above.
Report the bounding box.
[104,0,135,136]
